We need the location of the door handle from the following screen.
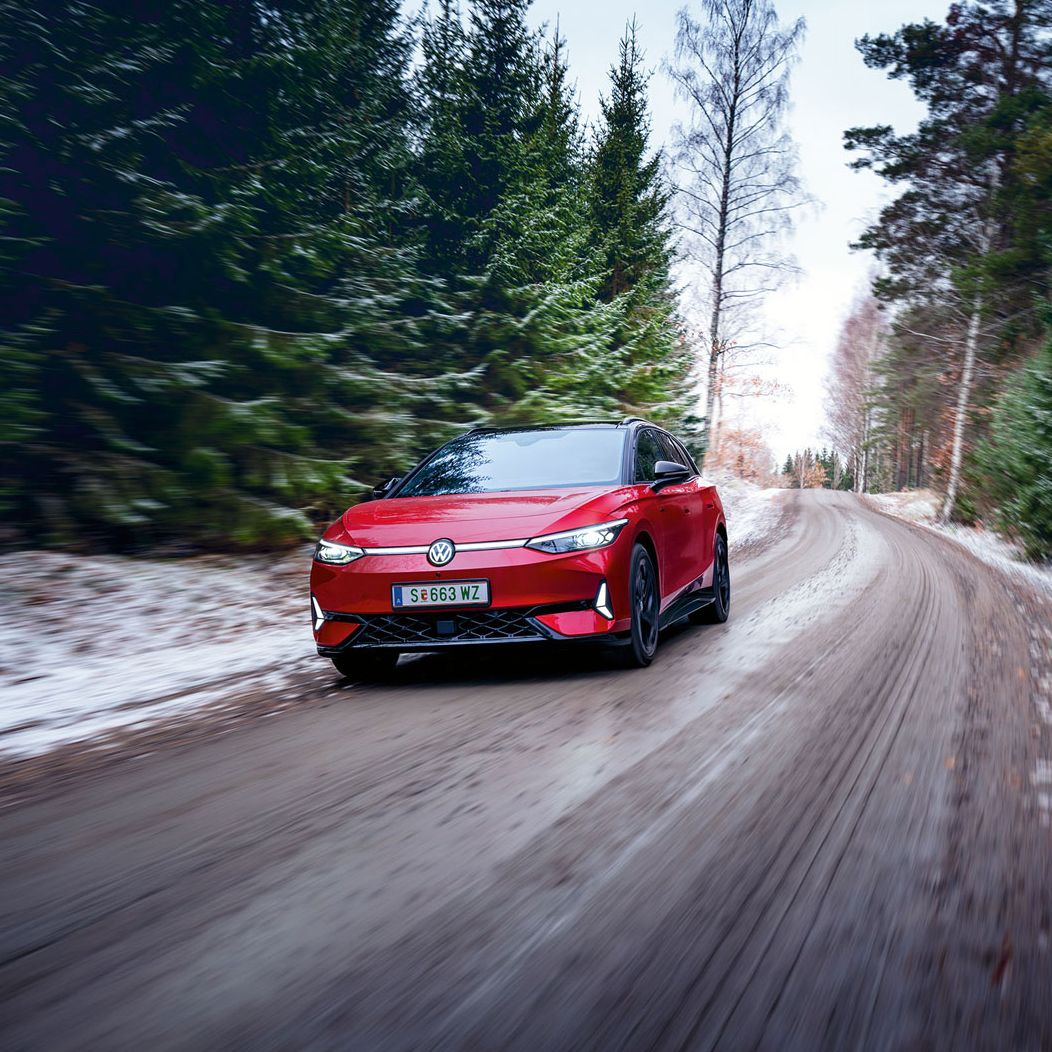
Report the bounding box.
[705,501,715,509]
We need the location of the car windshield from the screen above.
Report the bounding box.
[395,428,626,496]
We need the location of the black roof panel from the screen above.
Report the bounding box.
[467,418,651,435]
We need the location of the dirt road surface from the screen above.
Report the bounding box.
[2,491,1051,1050]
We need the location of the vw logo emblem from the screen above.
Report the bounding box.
[427,538,455,567]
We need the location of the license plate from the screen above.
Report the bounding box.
[392,580,490,608]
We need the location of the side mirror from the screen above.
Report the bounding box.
[652,460,692,490]
[369,476,400,500]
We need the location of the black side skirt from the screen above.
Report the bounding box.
[658,587,716,629]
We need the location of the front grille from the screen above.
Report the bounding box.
[353,609,545,647]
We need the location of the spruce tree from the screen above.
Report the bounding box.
[417,0,473,282]
[0,0,433,547]
[588,23,695,438]
[978,336,1052,558]
[590,22,667,303]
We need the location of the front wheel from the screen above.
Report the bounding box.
[616,543,661,668]
[691,532,730,625]
[330,649,400,681]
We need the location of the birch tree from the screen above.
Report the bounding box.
[825,294,885,493]
[667,0,806,464]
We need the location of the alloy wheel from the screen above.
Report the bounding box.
[634,551,660,654]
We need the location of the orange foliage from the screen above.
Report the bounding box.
[708,425,776,482]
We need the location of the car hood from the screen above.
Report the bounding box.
[338,487,631,546]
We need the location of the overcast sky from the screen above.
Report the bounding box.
[410,1,950,457]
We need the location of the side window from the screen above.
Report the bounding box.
[633,430,664,482]
[665,434,698,474]
[656,432,683,466]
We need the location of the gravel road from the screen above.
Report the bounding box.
[2,490,1050,1051]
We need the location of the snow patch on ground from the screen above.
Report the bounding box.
[0,550,315,757]
[708,474,785,553]
[868,489,1052,596]
[931,524,1052,596]
[0,480,785,760]
[867,489,941,524]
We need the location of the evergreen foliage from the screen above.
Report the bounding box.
[588,24,697,443]
[782,447,850,490]
[840,1,1052,524]
[2,0,697,550]
[978,337,1052,558]
[0,0,451,548]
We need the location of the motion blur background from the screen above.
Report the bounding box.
[1,2,1051,1049]
[2,0,1050,557]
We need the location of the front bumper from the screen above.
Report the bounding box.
[310,543,632,651]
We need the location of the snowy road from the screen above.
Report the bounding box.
[1,491,1051,1050]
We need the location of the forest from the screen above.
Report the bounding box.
[826,0,1052,558]
[2,0,1050,559]
[1,0,696,549]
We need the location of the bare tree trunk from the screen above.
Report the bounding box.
[708,355,727,460]
[939,291,983,522]
[904,408,914,489]
[669,1,806,471]
[940,163,998,523]
[702,86,737,471]
[858,408,870,494]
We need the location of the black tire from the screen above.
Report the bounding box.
[617,543,661,668]
[330,649,400,681]
[691,532,730,625]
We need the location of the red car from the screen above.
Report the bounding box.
[310,420,729,677]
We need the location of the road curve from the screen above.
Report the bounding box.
[1,490,1050,1051]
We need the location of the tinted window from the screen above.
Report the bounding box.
[633,430,664,482]
[676,440,700,474]
[395,428,626,496]
[656,432,682,464]
[657,432,697,474]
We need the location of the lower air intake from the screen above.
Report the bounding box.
[353,609,544,646]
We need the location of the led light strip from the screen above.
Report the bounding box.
[361,538,528,556]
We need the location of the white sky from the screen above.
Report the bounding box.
[409,1,948,458]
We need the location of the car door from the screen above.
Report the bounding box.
[631,429,676,599]
[666,433,715,586]
[652,430,699,596]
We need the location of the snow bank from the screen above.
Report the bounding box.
[0,550,316,757]
[930,523,1052,596]
[868,490,1052,596]
[708,474,785,553]
[867,489,940,524]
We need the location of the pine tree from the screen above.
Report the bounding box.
[417,0,541,281]
[416,4,617,424]
[845,1,1052,519]
[591,22,667,303]
[417,0,473,282]
[0,0,435,547]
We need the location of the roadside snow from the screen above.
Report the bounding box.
[931,524,1052,596]
[709,475,785,554]
[0,481,785,760]
[867,489,941,524]
[0,551,315,757]
[868,489,1052,596]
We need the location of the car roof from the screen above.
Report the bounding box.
[467,418,653,435]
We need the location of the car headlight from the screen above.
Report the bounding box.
[314,539,365,565]
[525,518,629,554]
